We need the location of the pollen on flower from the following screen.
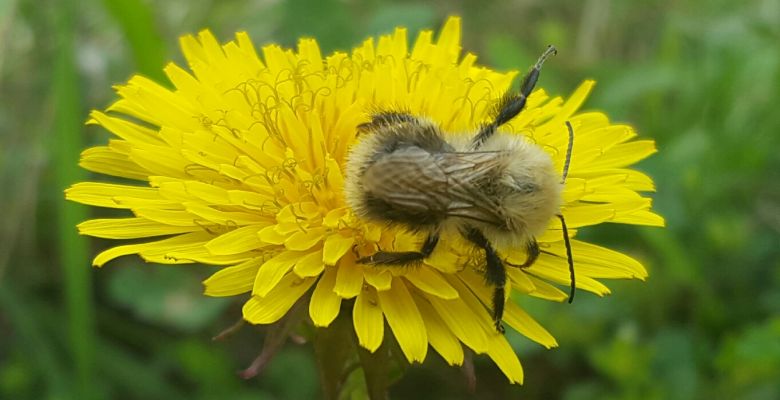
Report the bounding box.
[66,16,663,385]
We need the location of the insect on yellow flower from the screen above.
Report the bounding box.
[66,16,664,384]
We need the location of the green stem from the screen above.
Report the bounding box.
[313,305,394,400]
[357,343,390,400]
[313,311,356,399]
[53,1,94,399]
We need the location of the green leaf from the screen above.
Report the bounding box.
[101,0,167,81]
[107,266,230,332]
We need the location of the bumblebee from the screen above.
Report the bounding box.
[345,46,574,332]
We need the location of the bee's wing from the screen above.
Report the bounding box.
[437,151,508,225]
[362,148,507,226]
[362,146,452,223]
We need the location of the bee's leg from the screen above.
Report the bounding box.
[464,228,506,333]
[357,233,439,265]
[472,45,557,148]
[523,238,540,267]
[507,238,540,268]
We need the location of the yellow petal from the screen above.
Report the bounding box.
[79,145,149,181]
[322,208,349,229]
[293,249,325,277]
[434,16,461,63]
[414,293,464,366]
[363,268,392,291]
[404,267,458,300]
[552,80,594,123]
[562,198,652,228]
[614,210,666,227]
[92,244,145,267]
[529,255,611,296]
[585,140,657,170]
[185,203,267,225]
[258,225,286,245]
[578,168,656,192]
[333,258,363,298]
[507,268,536,294]
[486,334,524,384]
[546,239,648,280]
[78,218,196,239]
[133,208,198,226]
[458,270,557,348]
[376,278,427,363]
[65,182,168,209]
[285,227,326,251]
[128,145,191,178]
[561,178,588,203]
[526,275,569,301]
[276,202,321,223]
[205,225,265,255]
[203,257,264,296]
[424,243,468,274]
[252,250,305,297]
[362,223,382,242]
[309,268,341,327]
[88,110,163,145]
[353,285,384,352]
[503,301,558,349]
[144,241,255,265]
[322,233,354,265]
[425,293,488,354]
[243,275,316,324]
[181,181,231,204]
[91,231,211,266]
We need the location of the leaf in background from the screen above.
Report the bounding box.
[650,329,698,400]
[280,0,354,52]
[107,266,230,332]
[716,318,780,398]
[53,1,95,398]
[0,284,69,398]
[366,3,436,38]
[486,33,532,71]
[101,0,167,81]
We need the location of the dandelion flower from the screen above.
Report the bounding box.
[66,16,664,384]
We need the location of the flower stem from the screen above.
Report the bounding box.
[313,303,392,400]
[313,310,356,399]
[357,343,390,400]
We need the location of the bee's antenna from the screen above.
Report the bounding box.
[562,120,574,183]
[557,214,575,303]
[558,121,576,303]
[535,45,558,69]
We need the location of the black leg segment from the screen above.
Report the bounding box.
[521,238,540,268]
[358,233,439,265]
[472,45,557,149]
[464,227,507,333]
[505,238,539,269]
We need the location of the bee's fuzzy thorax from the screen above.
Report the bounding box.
[468,133,563,249]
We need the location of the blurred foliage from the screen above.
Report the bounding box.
[1,0,779,399]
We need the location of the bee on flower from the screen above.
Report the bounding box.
[67,16,663,384]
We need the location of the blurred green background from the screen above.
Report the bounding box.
[1,0,779,399]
